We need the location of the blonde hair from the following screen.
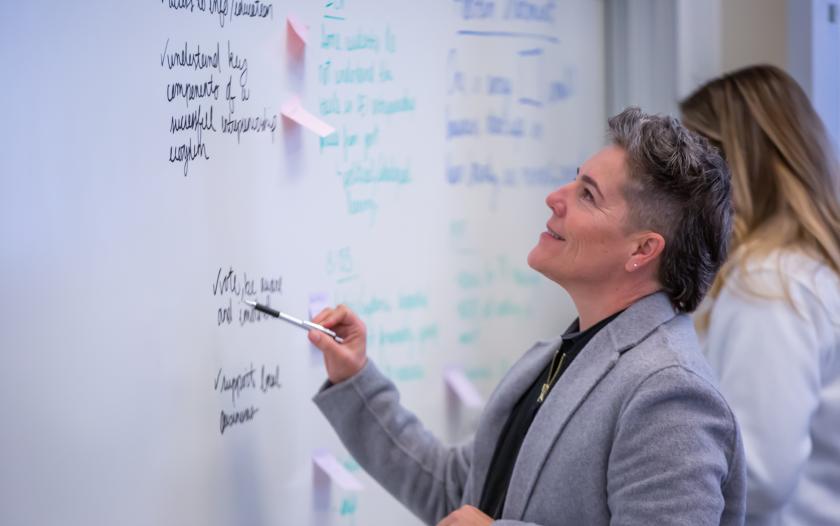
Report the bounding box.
[680,65,840,324]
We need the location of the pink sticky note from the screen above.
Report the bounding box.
[312,449,364,491]
[281,97,335,138]
[444,367,484,408]
[287,15,309,45]
[309,292,330,319]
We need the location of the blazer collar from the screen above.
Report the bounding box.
[601,291,679,355]
[502,291,678,519]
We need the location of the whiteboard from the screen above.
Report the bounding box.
[0,1,604,524]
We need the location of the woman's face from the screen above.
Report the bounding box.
[527,145,638,289]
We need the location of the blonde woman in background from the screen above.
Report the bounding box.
[681,64,840,526]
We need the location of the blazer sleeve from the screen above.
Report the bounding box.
[705,269,823,517]
[606,365,743,526]
[313,360,472,526]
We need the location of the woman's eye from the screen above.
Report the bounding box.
[582,188,594,202]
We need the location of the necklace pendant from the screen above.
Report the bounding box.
[538,382,550,403]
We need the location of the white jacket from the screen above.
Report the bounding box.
[703,250,840,526]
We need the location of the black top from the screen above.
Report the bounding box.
[478,311,623,519]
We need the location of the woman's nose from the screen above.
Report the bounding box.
[546,186,567,216]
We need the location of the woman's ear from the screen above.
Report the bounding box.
[626,232,665,272]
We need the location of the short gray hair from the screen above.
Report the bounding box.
[608,107,732,312]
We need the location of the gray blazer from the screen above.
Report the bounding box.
[314,292,746,525]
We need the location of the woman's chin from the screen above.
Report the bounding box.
[526,248,541,270]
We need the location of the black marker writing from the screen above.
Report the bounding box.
[214,364,257,406]
[160,39,221,72]
[220,406,259,434]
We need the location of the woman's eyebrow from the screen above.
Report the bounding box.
[579,173,604,200]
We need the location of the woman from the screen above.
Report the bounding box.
[681,65,840,526]
[308,108,745,526]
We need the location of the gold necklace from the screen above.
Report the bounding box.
[537,350,567,403]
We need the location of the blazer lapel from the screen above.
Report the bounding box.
[502,292,678,519]
[502,330,620,519]
[469,336,562,503]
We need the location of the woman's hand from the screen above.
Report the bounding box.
[308,304,367,384]
[436,505,493,526]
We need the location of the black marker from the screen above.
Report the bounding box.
[243,300,345,343]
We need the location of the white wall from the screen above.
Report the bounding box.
[606,0,839,152]
[788,0,840,151]
[676,0,722,100]
[721,0,789,72]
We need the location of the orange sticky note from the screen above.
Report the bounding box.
[287,14,308,45]
[281,97,335,137]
